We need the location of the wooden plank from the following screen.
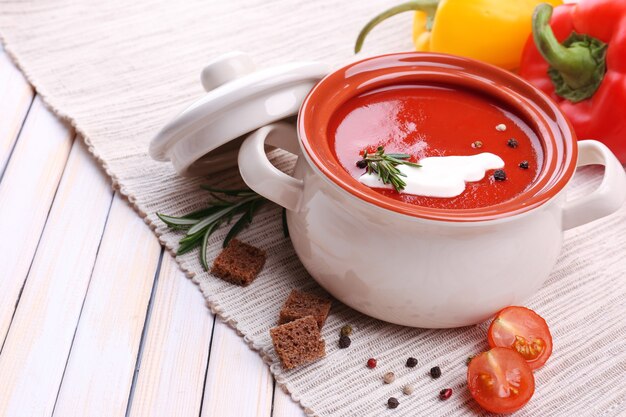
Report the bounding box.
[0,48,34,174]
[0,96,74,343]
[0,138,113,417]
[52,194,162,417]
[201,320,274,417]
[272,387,306,417]
[127,254,214,417]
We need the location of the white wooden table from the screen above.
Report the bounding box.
[0,47,305,417]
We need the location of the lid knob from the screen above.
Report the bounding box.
[200,51,256,92]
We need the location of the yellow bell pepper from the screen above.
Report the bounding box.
[355,0,563,71]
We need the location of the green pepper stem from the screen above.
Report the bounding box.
[532,3,600,91]
[354,0,440,54]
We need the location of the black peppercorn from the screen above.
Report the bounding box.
[338,335,351,349]
[507,138,519,148]
[356,159,368,169]
[430,366,442,379]
[406,357,418,368]
[519,160,529,169]
[493,169,507,181]
[387,397,399,409]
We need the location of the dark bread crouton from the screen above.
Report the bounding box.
[211,239,266,286]
[270,316,325,370]
[279,290,331,329]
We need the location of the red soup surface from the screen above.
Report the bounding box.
[329,85,543,210]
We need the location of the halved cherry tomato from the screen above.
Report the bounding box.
[467,347,535,414]
[488,306,553,370]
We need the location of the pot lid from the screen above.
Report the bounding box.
[149,51,329,176]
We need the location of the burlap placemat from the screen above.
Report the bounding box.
[1,1,624,415]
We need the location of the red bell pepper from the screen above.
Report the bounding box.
[519,0,626,163]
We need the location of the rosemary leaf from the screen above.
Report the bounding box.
[187,195,260,235]
[224,199,264,247]
[186,207,231,235]
[245,199,262,222]
[200,185,257,196]
[156,213,199,228]
[209,193,231,203]
[182,205,228,220]
[179,228,208,245]
[356,146,421,192]
[223,211,252,248]
[176,232,204,255]
[200,221,221,271]
[282,208,289,238]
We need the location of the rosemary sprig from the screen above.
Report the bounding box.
[356,146,421,192]
[157,186,270,271]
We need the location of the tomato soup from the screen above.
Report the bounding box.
[329,85,543,209]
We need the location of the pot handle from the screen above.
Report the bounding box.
[238,123,304,212]
[562,140,626,231]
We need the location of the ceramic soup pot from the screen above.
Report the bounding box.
[238,52,626,328]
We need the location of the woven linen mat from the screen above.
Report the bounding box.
[1,1,625,415]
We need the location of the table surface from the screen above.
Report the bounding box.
[0,47,306,417]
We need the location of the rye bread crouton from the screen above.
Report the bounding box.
[270,316,325,370]
[279,290,331,329]
[210,239,266,286]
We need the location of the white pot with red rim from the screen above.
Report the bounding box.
[151,52,626,328]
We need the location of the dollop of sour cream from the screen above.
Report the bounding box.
[359,153,505,198]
